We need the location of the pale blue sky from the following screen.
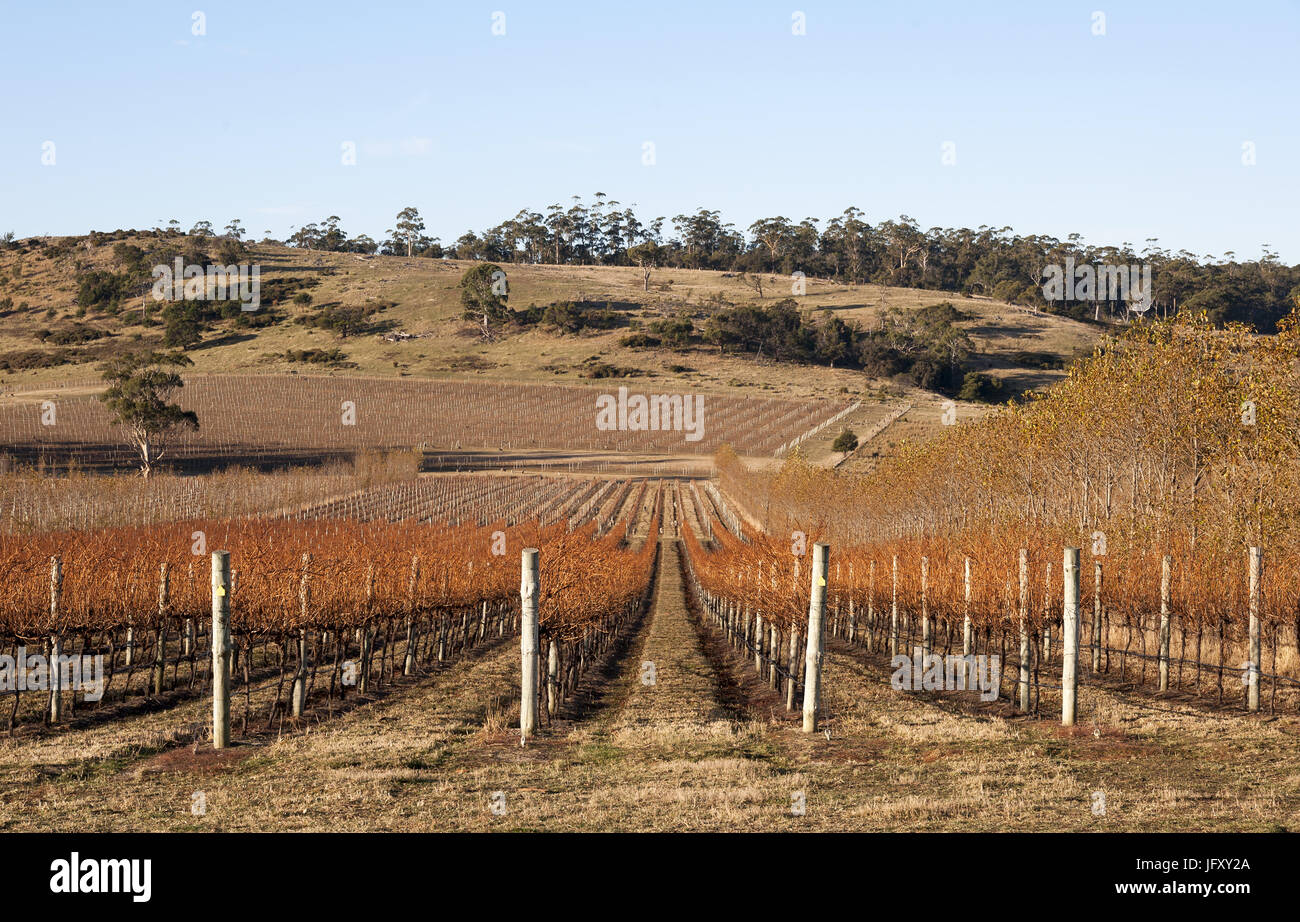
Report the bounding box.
[2,1,1297,259]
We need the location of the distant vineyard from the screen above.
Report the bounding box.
[0,374,852,466]
[293,473,650,531]
[0,465,364,534]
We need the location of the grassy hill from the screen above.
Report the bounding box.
[0,235,1101,465]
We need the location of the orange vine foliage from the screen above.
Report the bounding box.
[709,313,1300,637]
[0,512,659,640]
[683,524,814,633]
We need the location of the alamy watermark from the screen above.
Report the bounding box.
[890,650,1001,702]
[152,258,261,311]
[0,648,104,701]
[49,852,151,902]
[1041,258,1152,313]
[595,386,704,442]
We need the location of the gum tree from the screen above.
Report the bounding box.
[459,263,510,340]
[627,241,661,292]
[391,207,425,257]
[98,351,199,478]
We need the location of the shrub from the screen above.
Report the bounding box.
[581,362,643,379]
[38,324,108,346]
[648,318,694,348]
[76,270,135,312]
[279,347,355,368]
[295,303,385,337]
[832,429,859,453]
[957,371,1007,403]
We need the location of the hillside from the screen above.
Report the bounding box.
[0,235,1101,466]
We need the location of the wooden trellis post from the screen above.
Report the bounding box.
[547,638,559,717]
[520,547,540,744]
[1042,565,1053,662]
[1158,554,1172,692]
[1248,547,1262,712]
[962,557,973,654]
[920,556,930,660]
[785,627,799,711]
[1018,548,1030,712]
[211,551,231,750]
[49,556,62,724]
[360,563,375,693]
[403,556,420,677]
[867,559,875,653]
[769,624,779,690]
[1092,561,1103,674]
[802,542,829,734]
[962,556,973,689]
[889,555,899,657]
[153,562,169,696]
[292,553,310,717]
[1062,547,1080,726]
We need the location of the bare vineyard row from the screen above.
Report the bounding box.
[0,478,664,738]
[682,487,1300,719]
[0,375,852,463]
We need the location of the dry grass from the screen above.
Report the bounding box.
[0,242,1095,441]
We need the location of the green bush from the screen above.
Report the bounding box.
[38,324,108,346]
[279,347,355,368]
[76,270,135,312]
[957,371,1007,403]
[295,303,384,337]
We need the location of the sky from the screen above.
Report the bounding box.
[2,0,1297,261]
